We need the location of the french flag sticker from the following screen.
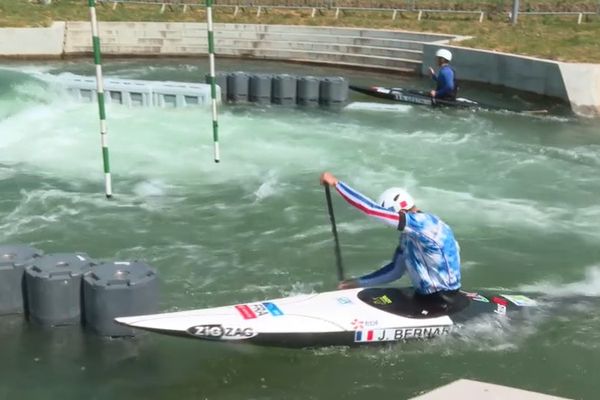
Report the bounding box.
[354,330,374,342]
[235,305,257,319]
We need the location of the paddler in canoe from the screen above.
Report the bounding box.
[320,171,463,313]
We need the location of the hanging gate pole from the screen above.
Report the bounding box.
[87,0,113,198]
[206,0,220,163]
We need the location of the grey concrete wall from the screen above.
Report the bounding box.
[0,22,65,57]
[63,22,460,73]
[0,22,598,116]
[422,43,600,117]
[559,63,600,118]
[422,44,568,99]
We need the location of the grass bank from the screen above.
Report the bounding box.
[1,0,599,63]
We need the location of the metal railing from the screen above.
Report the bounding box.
[96,0,600,23]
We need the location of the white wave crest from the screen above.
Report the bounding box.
[519,265,600,297]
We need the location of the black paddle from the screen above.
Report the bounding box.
[324,185,345,281]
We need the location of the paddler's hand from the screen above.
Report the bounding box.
[430,90,436,98]
[320,172,338,187]
[428,67,435,76]
[338,279,359,290]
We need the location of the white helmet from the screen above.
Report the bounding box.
[377,187,415,212]
[436,48,453,62]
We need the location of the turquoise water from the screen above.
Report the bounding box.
[0,58,599,400]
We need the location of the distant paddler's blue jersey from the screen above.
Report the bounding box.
[335,181,461,295]
[432,65,457,99]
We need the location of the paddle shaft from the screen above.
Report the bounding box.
[324,185,345,281]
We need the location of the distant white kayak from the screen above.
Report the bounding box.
[115,287,538,348]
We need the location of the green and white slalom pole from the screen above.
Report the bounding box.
[88,0,113,198]
[206,0,220,163]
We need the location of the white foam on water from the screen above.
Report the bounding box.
[400,129,477,146]
[418,186,560,230]
[252,170,279,202]
[290,225,335,240]
[283,281,320,297]
[0,188,81,240]
[0,99,335,186]
[132,179,170,197]
[0,65,55,75]
[518,265,600,297]
[0,165,15,181]
[0,182,194,242]
[416,186,600,242]
[336,220,380,235]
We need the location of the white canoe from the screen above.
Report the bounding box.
[115,287,537,347]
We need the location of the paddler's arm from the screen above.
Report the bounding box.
[320,172,401,228]
[429,67,438,81]
[338,248,406,289]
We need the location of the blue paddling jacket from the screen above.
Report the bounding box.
[335,181,461,295]
[432,65,458,100]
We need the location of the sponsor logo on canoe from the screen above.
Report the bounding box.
[263,302,284,316]
[472,295,489,303]
[350,319,378,330]
[374,87,430,104]
[354,326,451,342]
[391,92,431,105]
[336,297,353,305]
[235,302,284,319]
[492,297,508,315]
[187,324,256,340]
[235,305,256,319]
[461,291,489,303]
[372,295,393,305]
[501,294,537,307]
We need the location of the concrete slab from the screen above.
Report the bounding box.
[421,43,600,116]
[0,22,65,57]
[559,62,600,117]
[422,44,569,100]
[410,379,572,400]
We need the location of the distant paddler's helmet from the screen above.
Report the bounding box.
[378,188,415,212]
[436,48,453,62]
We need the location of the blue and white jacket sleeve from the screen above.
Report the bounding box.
[335,181,400,228]
[357,247,406,286]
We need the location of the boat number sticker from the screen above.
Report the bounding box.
[187,324,257,340]
[501,295,537,307]
[235,302,284,319]
[354,326,451,342]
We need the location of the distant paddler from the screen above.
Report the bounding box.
[429,49,458,101]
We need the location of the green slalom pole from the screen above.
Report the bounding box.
[206,0,220,163]
[88,0,113,198]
